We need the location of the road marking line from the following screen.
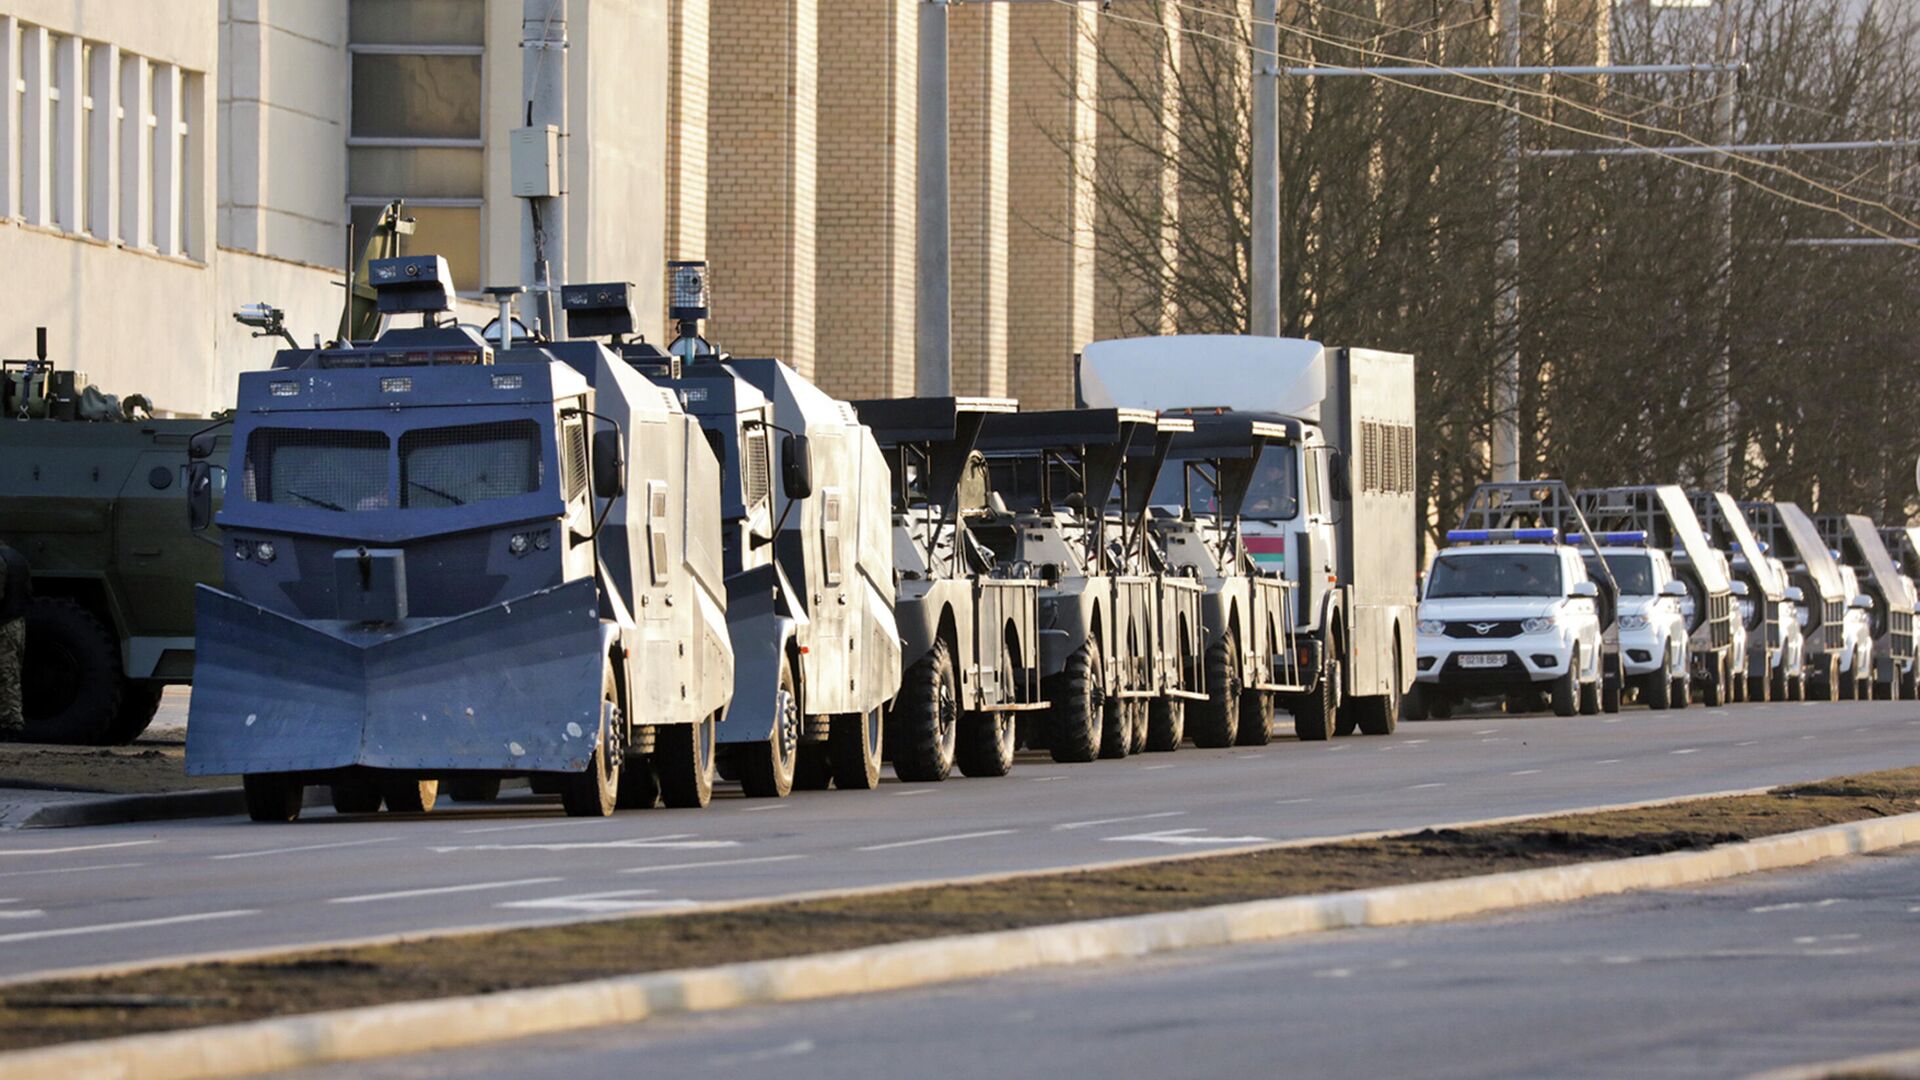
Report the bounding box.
[0,861,145,879]
[1596,759,1622,765]
[708,1038,816,1068]
[1105,827,1273,846]
[1274,797,1313,805]
[1403,739,1429,745]
[1474,729,1499,735]
[1142,764,1177,771]
[1801,734,1817,740]
[460,820,612,835]
[738,804,788,813]
[1328,745,1350,752]
[430,835,737,854]
[1408,782,1446,790]
[329,877,564,905]
[1029,775,1070,782]
[890,789,934,797]
[1671,748,1701,755]
[1750,897,1846,913]
[1736,740,1760,747]
[0,909,44,920]
[620,854,806,875]
[0,909,257,945]
[0,840,158,856]
[1053,811,1186,831]
[210,838,397,861]
[1510,769,1542,776]
[857,829,1016,852]
[496,889,689,914]
[1312,967,1352,978]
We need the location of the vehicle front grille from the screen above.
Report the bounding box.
[1443,620,1524,639]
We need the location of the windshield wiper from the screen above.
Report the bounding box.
[408,479,466,506]
[286,490,345,512]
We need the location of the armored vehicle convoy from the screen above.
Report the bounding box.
[973,408,1166,760]
[1,328,223,745]
[572,273,900,798]
[1114,415,1206,752]
[1691,491,1790,701]
[1742,501,1852,700]
[185,257,733,821]
[853,397,1045,781]
[1814,513,1914,699]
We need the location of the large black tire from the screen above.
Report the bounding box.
[1292,657,1339,742]
[656,713,717,808]
[956,712,1015,778]
[382,778,439,814]
[615,757,660,809]
[1671,669,1691,709]
[792,744,834,791]
[1643,669,1670,710]
[1579,671,1601,715]
[1188,632,1240,748]
[245,774,303,823]
[1702,657,1727,707]
[1840,662,1857,700]
[1550,651,1579,717]
[1403,683,1430,723]
[560,686,622,818]
[1429,691,1455,720]
[20,597,122,745]
[103,681,164,745]
[447,777,503,803]
[739,660,800,799]
[1602,672,1623,714]
[1130,699,1150,754]
[1810,656,1838,701]
[1099,694,1131,760]
[1903,665,1917,701]
[529,775,563,796]
[1145,696,1184,751]
[1238,688,1275,745]
[1769,665,1787,702]
[1356,644,1404,736]
[330,779,383,815]
[1046,645,1105,763]
[894,641,960,781]
[830,706,884,790]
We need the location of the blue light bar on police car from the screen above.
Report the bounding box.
[1445,528,1558,544]
[1575,530,1649,546]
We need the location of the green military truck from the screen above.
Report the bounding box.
[1,329,224,744]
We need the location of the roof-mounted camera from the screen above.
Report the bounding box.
[369,255,456,318]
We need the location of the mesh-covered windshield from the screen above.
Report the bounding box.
[1151,445,1298,519]
[1428,552,1564,599]
[244,429,390,511]
[400,421,543,508]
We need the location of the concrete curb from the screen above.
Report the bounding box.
[6,786,335,829]
[5,811,1918,1080]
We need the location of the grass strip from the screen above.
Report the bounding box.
[4,767,1918,1052]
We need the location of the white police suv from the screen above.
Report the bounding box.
[1412,528,1606,718]
[1580,534,1692,710]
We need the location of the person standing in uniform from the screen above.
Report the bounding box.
[0,541,28,738]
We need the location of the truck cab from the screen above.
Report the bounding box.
[1743,500,1851,700]
[1691,490,1790,701]
[1815,512,1915,700]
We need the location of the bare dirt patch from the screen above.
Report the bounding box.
[0,743,229,796]
[3,767,1917,1053]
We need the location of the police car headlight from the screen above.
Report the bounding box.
[253,542,276,564]
[1418,619,1445,635]
[1521,616,1558,634]
[1619,614,1649,631]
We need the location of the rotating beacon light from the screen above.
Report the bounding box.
[667,260,715,364]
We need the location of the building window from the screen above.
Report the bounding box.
[347,0,485,292]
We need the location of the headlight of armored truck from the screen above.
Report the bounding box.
[253,541,277,564]
[1417,619,1444,635]
[233,540,252,561]
[509,534,530,556]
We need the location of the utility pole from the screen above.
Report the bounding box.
[519,0,568,340]
[1492,0,1522,483]
[917,0,953,397]
[1251,0,1280,337]
[1708,4,1739,492]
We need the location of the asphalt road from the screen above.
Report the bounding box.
[284,842,1920,1080]
[0,697,1916,983]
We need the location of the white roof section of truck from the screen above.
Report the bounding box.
[1080,335,1329,420]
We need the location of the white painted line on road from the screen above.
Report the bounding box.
[1801,734,1817,740]
[1053,811,1186,831]
[0,909,256,945]
[890,789,934,797]
[1403,739,1429,745]
[497,889,690,914]
[430,834,738,854]
[1736,740,1761,747]
[0,840,157,856]
[1510,769,1542,776]
[1029,775,1070,782]
[1142,764,1176,771]
[1595,759,1622,765]
[1328,745,1349,752]
[1105,827,1272,846]
[0,861,145,879]
[1312,967,1352,978]
[1749,897,1846,913]
[0,909,44,920]
[1474,729,1499,735]
[329,877,564,905]
[1408,782,1446,790]
[1275,797,1313,805]
[857,829,1016,852]
[620,855,806,876]
[1671,748,1701,755]
[210,837,397,861]
[708,1038,816,1068]
[460,820,611,835]
[738,804,788,813]
[1477,737,1506,743]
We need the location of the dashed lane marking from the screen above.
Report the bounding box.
[330,877,564,905]
[460,820,612,835]
[0,862,145,879]
[620,854,806,875]
[1474,729,1500,735]
[1596,759,1623,765]
[1142,764,1177,771]
[496,889,690,914]
[738,804,788,813]
[1105,827,1273,846]
[210,837,398,861]
[429,834,737,854]
[707,1039,816,1068]
[891,789,934,797]
[1510,769,1542,776]
[1671,748,1701,755]
[1749,898,1847,914]
[1274,797,1313,805]
[1408,782,1446,790]
[0,909,44,920]
[1053,811,1186,831]
[1029,776,1070,782]
[0,840,158,856]
[1736,740,1761,747]
[857,829,1017,852]
[0,909,257,945]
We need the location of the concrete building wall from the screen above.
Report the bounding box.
[947,2,1008,398]
[571,0,667,338]
[665,0,708,301]
[1094,0,1180,342]
[707,0,817,376]
[219,0,346,267]
[1006,3,1097,410]
[814,0,916,400]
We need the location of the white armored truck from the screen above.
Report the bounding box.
[1080,336,1417,739]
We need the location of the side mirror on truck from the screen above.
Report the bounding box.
[187,462,215,532]
[1785,586,1805,603]
[1327,449,1352,502]
[782,434,813,500]
[1570,581,1599,599]
[1661,580,1690,598]
[1851,594,1875,610]
[591,429,626,499]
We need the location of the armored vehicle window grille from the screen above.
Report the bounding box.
[244,429,390,511]
[560,417,588,501]
[743,429,770,507]
[822,492,844,586]
[647,481,672,586]
[399,421,542,508]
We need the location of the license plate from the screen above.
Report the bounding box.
[1458,653,1508,669]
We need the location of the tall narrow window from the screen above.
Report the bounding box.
[347,0,485,292]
